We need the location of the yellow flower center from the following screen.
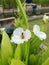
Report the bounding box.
[21,32,24,39]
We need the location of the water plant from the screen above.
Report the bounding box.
[0,0,48,65]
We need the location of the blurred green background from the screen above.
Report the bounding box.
[0,0,49,9]
[33,0,49,6]
[0,0,26,9]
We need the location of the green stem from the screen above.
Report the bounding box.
[16,0,29,29]
[25,42,30,65]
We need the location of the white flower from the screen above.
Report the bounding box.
[43,15,49,23]
[0,28,5,31]
[33,25,46,40]
[43,15,49,19]
[33,25,40,35]
[11,27,31,44]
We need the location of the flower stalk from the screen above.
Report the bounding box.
[25,42,30,65]
[15,0,29,29]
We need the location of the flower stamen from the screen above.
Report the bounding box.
[21,32,24,39]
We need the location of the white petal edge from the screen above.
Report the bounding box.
[13,27,24,36]
[37,32,46,40]
[33,25,46,40]
[11,36,25,44]
[33,25,40,35]
[24,29,31,41]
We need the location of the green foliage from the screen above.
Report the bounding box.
[10,59,25,65]
[0,59,2,65]
[2,0,26,9]
[40,0,49,6]
[0,0,2,4]
[20,42,30,65]
[0,49,2,65]
[0,50,1,58]
[14,45,21,60]
[29,54,37,65]
[40,24,47,32]
[14,19,27,29]
[33,0,40,4]
[0,0,48,65]
[42,58,49,65]
[2,0,17,8]
[36,47,49,65]
[33,0,49,6]
[30,32,42,54]
[24,42,30,65]
[15,0,29,29]
[1,31,13,65]
[21,0,26,4]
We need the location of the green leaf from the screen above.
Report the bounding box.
[29,54,37,65]
[0,59,2,65]
[14,19,26,29]
[24,42,30,65]
[30,32,42,54]
[0,49,2,65]
[0,49,1,58]
[37,47,49,65]
[21,42,30,65]
[42,58,49,65]
[10,59,25,65]
[1,31,13,65]
[14,45,21,60]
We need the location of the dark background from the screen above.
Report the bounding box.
[26,0,32,3]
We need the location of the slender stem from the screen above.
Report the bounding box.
[15,0,29,29]
[25,42,30,65]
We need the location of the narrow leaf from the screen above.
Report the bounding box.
[1,31,13,65]
[10,59,25,65]
[42,58,49,65]
[14,45,21,60]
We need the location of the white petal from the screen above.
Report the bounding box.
[43,15,49,19]
[24,29,31,41]
[33,25,40,35]
[13,27,24,36]
[12,27,31,44]
[11,36,24,44]
[33,25,46,40]
[38,32,46,40]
